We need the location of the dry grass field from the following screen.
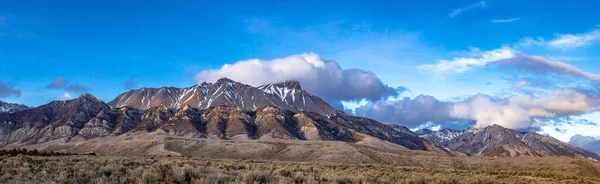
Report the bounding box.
[2,135,600,183]
[1,154,600,184]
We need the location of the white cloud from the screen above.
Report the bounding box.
[491,18,521,23]
[193,52,401,102]
[357,89,600,130]
[417,47,515,73]
[516,28,600,50]
[451,94,533,129]
[449,1,486,17]
[60,92,72,100]
[454,89,600,129]
[515,37,545,48]
[548,29,600,50]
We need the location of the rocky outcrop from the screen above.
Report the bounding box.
[78,107,141,137]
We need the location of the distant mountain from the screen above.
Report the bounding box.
[109,78,337,116]
[0,101,30,114]
[390,124,417,136]
[0,80,448,155]
[420,125,600,160]
[416,128,464,147]
[0,94,110,145]
[569,134,600,154]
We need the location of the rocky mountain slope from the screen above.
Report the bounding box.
[0,101,30,114]
[108,78,337,115]
[418,125,600,160]
[0,94,110,145]
[416,128,464,147]
[0,91,446,154]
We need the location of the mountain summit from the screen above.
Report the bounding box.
[108,78,337,115]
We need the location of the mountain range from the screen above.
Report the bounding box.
[417,125,600,159]
[0,78,599,161]
[109,78,337,115]
[0,101,30,114]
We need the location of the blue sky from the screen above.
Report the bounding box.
[2,0,600,144]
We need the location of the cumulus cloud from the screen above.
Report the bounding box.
[0,81,21,98]
[569,134,600,154]
[449,1,486,17]
[45,77,89,93]
[194,52,402,102]
[491,18,521,23]
[450,94,535,129]
[455,89,600,129]
[356,89,600,130]
[60,92,73,100]
[516,27,600,50]
[417,47,515,73]
[355,95,454,128]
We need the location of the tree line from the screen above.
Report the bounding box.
[0,148,96,157]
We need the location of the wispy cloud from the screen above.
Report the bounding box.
[499,55,600,83]
[0,81,21,98]
[420,46,600,86]
[449,1,486,18]
[417,47,515,73]
[516,27,600,50]
[548,28,600,50]
[65,84,89,93]
[514,80,532,89]
[45,77,67,89]
[45,77,89,93]
[491,18,521,23]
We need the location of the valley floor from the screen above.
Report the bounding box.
[1,155,600,184]
[2,134,600,183]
